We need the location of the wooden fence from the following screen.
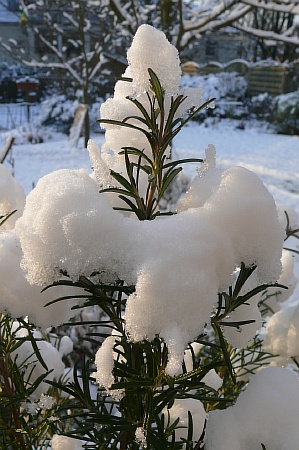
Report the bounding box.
[182,59,299,96]
[248,65,287,96]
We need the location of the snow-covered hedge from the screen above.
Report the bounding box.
[272,89,299,135]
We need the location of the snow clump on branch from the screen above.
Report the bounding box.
[127,24,181,96]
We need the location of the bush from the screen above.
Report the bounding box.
[272,90,299,135]
[181,71,248,121]
[37,93,103,134]
[248,92,274,120]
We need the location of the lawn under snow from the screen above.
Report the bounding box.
[2,118,298,213]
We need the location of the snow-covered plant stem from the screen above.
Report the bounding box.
[98,68,212,220]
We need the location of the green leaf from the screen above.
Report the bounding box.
[115,76,133,82]
[155,388,179,416]
[100,187,138,199]
[127,97,154,131]
[234,282,287,309]
[158,167,182,202]
[109,169,137,193]
[116,195,146,220]
[97,118,152,140]
[220,319,256,328]
[163,158,203,170]
[187,410,193,444]
[214,323,236,384]
[148,68,165,111]
[123,114,149,128]
[0,210,17,227]
[233,262,256,297]
[44,294,91,308]
[119,147,153,167]
[164,94,187,135]
[18,318,48,371]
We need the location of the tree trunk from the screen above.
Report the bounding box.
[82,85,90,148]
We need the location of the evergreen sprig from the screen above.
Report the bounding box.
[98,68,213,220]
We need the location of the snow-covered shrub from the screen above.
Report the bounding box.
[272,89,299,135]
[181,71,248,120]
[36,93,104,134]
[2,24,299,449]
[37,94,81,133]
[181,72,247,101]
[249,92,274,120]
[0,63,36,103]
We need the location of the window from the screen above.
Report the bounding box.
[205,39,217,59]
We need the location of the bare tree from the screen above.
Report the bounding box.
[0,0,119,147]
[236,0,299,60]
[108,0,299,55]
[1,0,299,145]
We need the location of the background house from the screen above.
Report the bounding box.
[0,0,35,64]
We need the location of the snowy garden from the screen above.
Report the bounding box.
[0,23,299,449]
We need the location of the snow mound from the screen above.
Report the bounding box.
[205,366,299,450]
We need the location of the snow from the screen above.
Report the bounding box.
[162,397,206,444]
[94,333,124,399]
[0,163,26,230]
[51,434,84,450]
[205,366,299,450]
[127,24,181,95]
[11,327,65,398]
[0,22,299,447]
[0,230,85,328]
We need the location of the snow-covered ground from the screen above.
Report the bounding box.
[1,109,299,299]
[2,117,298,213]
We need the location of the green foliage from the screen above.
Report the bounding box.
[36,68,286,448]
[0,314,72,449]
[98,69,213,220]
[1,68,289,448]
